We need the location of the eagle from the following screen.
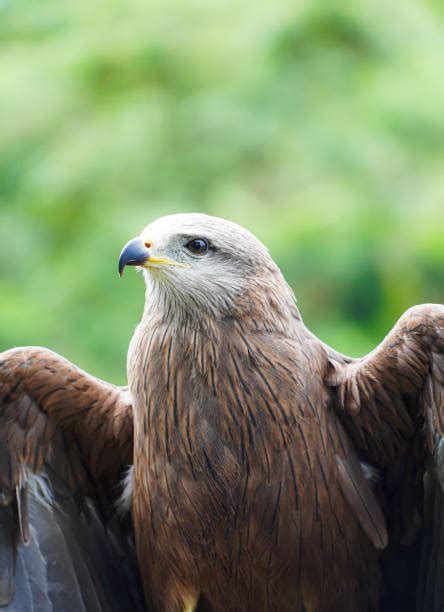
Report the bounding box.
[0,213,443,611]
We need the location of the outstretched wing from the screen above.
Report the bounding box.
[0,346,142,610]
[326,304,444,611]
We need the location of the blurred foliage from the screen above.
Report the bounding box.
[0,0,443,384]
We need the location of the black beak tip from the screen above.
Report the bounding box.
[118,253,127,277]
[118,237,149,277]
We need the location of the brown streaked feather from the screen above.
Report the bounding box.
[130,308,382,612]
[326,304,444,464]
[0,347,133,497]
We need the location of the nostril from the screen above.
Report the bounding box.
[144,242,152,249]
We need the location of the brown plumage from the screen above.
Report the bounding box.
[0,213,443,611]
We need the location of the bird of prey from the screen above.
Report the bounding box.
[0,213,443,612]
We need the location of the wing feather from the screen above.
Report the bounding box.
[0,346,133,496]
[335,453,387,550]
[327,304,444,463]
[0,346,138,608]
[325,303,444,611]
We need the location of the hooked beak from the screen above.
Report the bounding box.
[118,238,150,276]
[118,237,190,276]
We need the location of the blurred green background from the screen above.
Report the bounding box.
[1,0,443,384]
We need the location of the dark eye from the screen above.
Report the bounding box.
[185,238,209,255]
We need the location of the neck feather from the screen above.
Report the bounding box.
[141,264,300,336]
